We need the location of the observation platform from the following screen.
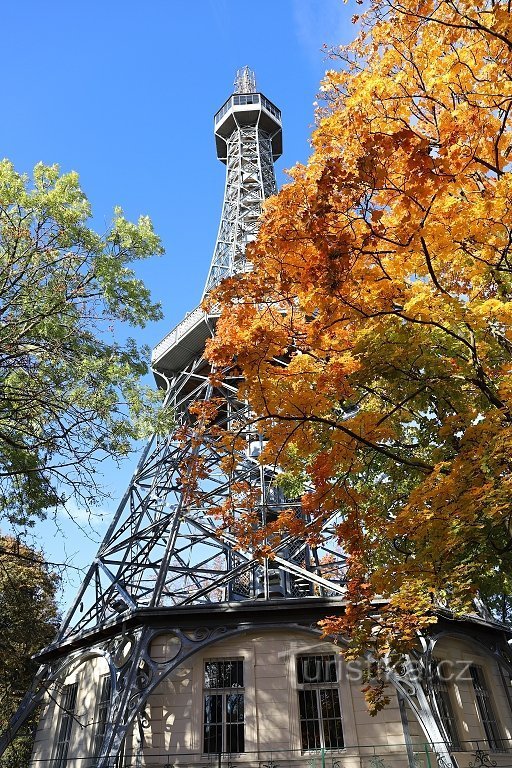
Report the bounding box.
[214,92,282,162]
[151,305,220,384]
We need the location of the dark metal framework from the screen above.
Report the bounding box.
[55,361,347,644]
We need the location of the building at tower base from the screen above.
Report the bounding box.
[31,604,512,768]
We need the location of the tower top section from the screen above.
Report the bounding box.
[234,66,256,94]
[214,68,282,163]
[152,69,283,371]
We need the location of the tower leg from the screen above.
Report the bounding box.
[387,645,458,768]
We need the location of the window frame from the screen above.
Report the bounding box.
[203,659,245,756]
[296,654,344,753]
[54,682,79,768]
[92,673,112,758]
[431,660,462,751]
[470,664,504,752]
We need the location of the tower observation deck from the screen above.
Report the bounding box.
[204,66,282,296]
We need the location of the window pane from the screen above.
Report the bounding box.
[299,688,319,720]
[203,723,222,754]
[298,690,321,750]
[55,683,78,768]
[297,655,337,684]
[93,675,112,756]
[205,660,243,689]
[320,689,341,720]
[224,660,244,688]
[204,694,222,753]
[320,690,344,749]
[432,662,460,751]
[204,694,222,724]
[470,666,503,751]
[218,661,230,688]
[226,724,244,753]
[437,689,461,750]
[205,661,220,688]
[323,716,344,750]
[301,719,321,751]
[298,656,318,684]
[226,693,244,723]
[225,693,244,752]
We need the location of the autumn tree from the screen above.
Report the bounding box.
[205,0,512,690]
[0,161,169,526]
[0,537,59,767]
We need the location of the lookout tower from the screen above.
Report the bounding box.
[2,70,512,768]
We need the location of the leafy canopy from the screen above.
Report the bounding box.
[205,0,512,696]
[0,161,169,525]
[0,537,59,767]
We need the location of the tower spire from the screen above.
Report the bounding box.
[234,65,256,93]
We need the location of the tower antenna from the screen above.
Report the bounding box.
[234,65,256,93]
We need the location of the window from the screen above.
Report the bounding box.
[261,96,281,120]
[54,682,78,768]
[470,665,503,751]
[432,661,461,751]
[203,660,244,754]
[296,655,344,751]
[233,94,260,106]
[92,674,112,757]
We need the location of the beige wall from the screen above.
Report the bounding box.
[128,629,410,766]
[33,653,110,768]
[432,636,512,766]
[31,628,512,768]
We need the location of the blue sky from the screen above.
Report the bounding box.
[1,0,356,606]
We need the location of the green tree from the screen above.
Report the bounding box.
[0,160,168,525]
[0,537,59,767]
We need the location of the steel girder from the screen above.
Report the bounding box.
[53,349,347,645]
[202,126,276,298]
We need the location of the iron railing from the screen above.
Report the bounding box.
[14,740,512,768]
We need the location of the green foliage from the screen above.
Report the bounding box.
[0,537,59,767]
[0,160,171,524]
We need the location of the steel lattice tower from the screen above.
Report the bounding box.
[0,68,347,768]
